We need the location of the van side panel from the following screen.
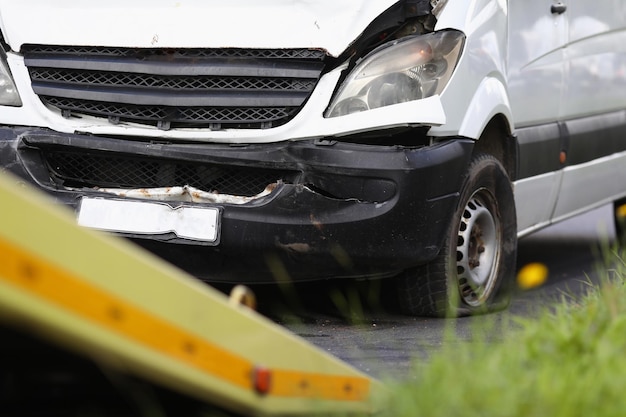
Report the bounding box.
[513,123,563,234]
[561,0,626,119]
[507,0,567,232]
[507,0,566,128]
[552,112,626,220]
[552,152,626,223]
[554,1,626,220]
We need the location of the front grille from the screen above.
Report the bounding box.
[43,150,299,197]
[42,97,292,129]
[22,45,327,130]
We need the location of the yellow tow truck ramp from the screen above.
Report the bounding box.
[0,172,386,416]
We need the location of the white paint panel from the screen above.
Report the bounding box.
[552,152,626,222]
[562,31,626,118]
[0,0,397,57]
[457,77,512,140]
[431,0,510,137]
[506,0,566,127]
[514,171,563,236]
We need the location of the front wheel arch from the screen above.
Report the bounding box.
[395,152,517,317]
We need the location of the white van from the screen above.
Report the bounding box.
[1,0,625,316]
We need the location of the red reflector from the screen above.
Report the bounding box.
[253,366,272,395]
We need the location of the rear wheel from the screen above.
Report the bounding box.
[396,153,517,317]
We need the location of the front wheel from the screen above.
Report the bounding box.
[396,153,517,317]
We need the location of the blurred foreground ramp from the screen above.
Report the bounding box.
[0,172,387,417]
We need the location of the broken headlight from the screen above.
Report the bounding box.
[0,43,21,107]
[326,30,464,117]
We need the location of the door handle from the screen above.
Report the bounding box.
[551,2,567,14]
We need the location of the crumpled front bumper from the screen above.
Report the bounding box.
[0,127,473,283]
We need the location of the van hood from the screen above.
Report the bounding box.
[0,0,399,57]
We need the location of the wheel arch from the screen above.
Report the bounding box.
[472,114,518,182]
[444,74,518,180]
[456,76,514,139]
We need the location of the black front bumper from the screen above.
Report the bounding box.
[1,127,473,283]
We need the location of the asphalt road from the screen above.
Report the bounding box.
[254,204,618,380]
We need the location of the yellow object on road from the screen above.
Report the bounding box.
[517,262,549,290]
[0,172,386,416]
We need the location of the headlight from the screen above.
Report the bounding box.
[0,46,21,107]
[326,30,464,118]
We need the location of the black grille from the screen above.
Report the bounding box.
[42,97,292,129]
[43,150,298,197]
[22,45,326,60]
[30,68,316,91]
[22,45,327,130]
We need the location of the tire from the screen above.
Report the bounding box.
[396,153,517,317]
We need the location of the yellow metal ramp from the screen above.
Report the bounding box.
[0,172,386,416]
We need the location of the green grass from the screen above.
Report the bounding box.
[378,247,626,417]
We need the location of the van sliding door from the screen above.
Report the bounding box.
[507,0,567,234]
[552,0,626,221]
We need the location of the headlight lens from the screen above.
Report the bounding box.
[0,47,21,107]
[326,30,464,117]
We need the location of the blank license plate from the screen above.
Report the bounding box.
[77,197,220,243]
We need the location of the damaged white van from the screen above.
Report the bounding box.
[2,0,626,316]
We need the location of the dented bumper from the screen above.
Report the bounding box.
[1,127,473,283]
